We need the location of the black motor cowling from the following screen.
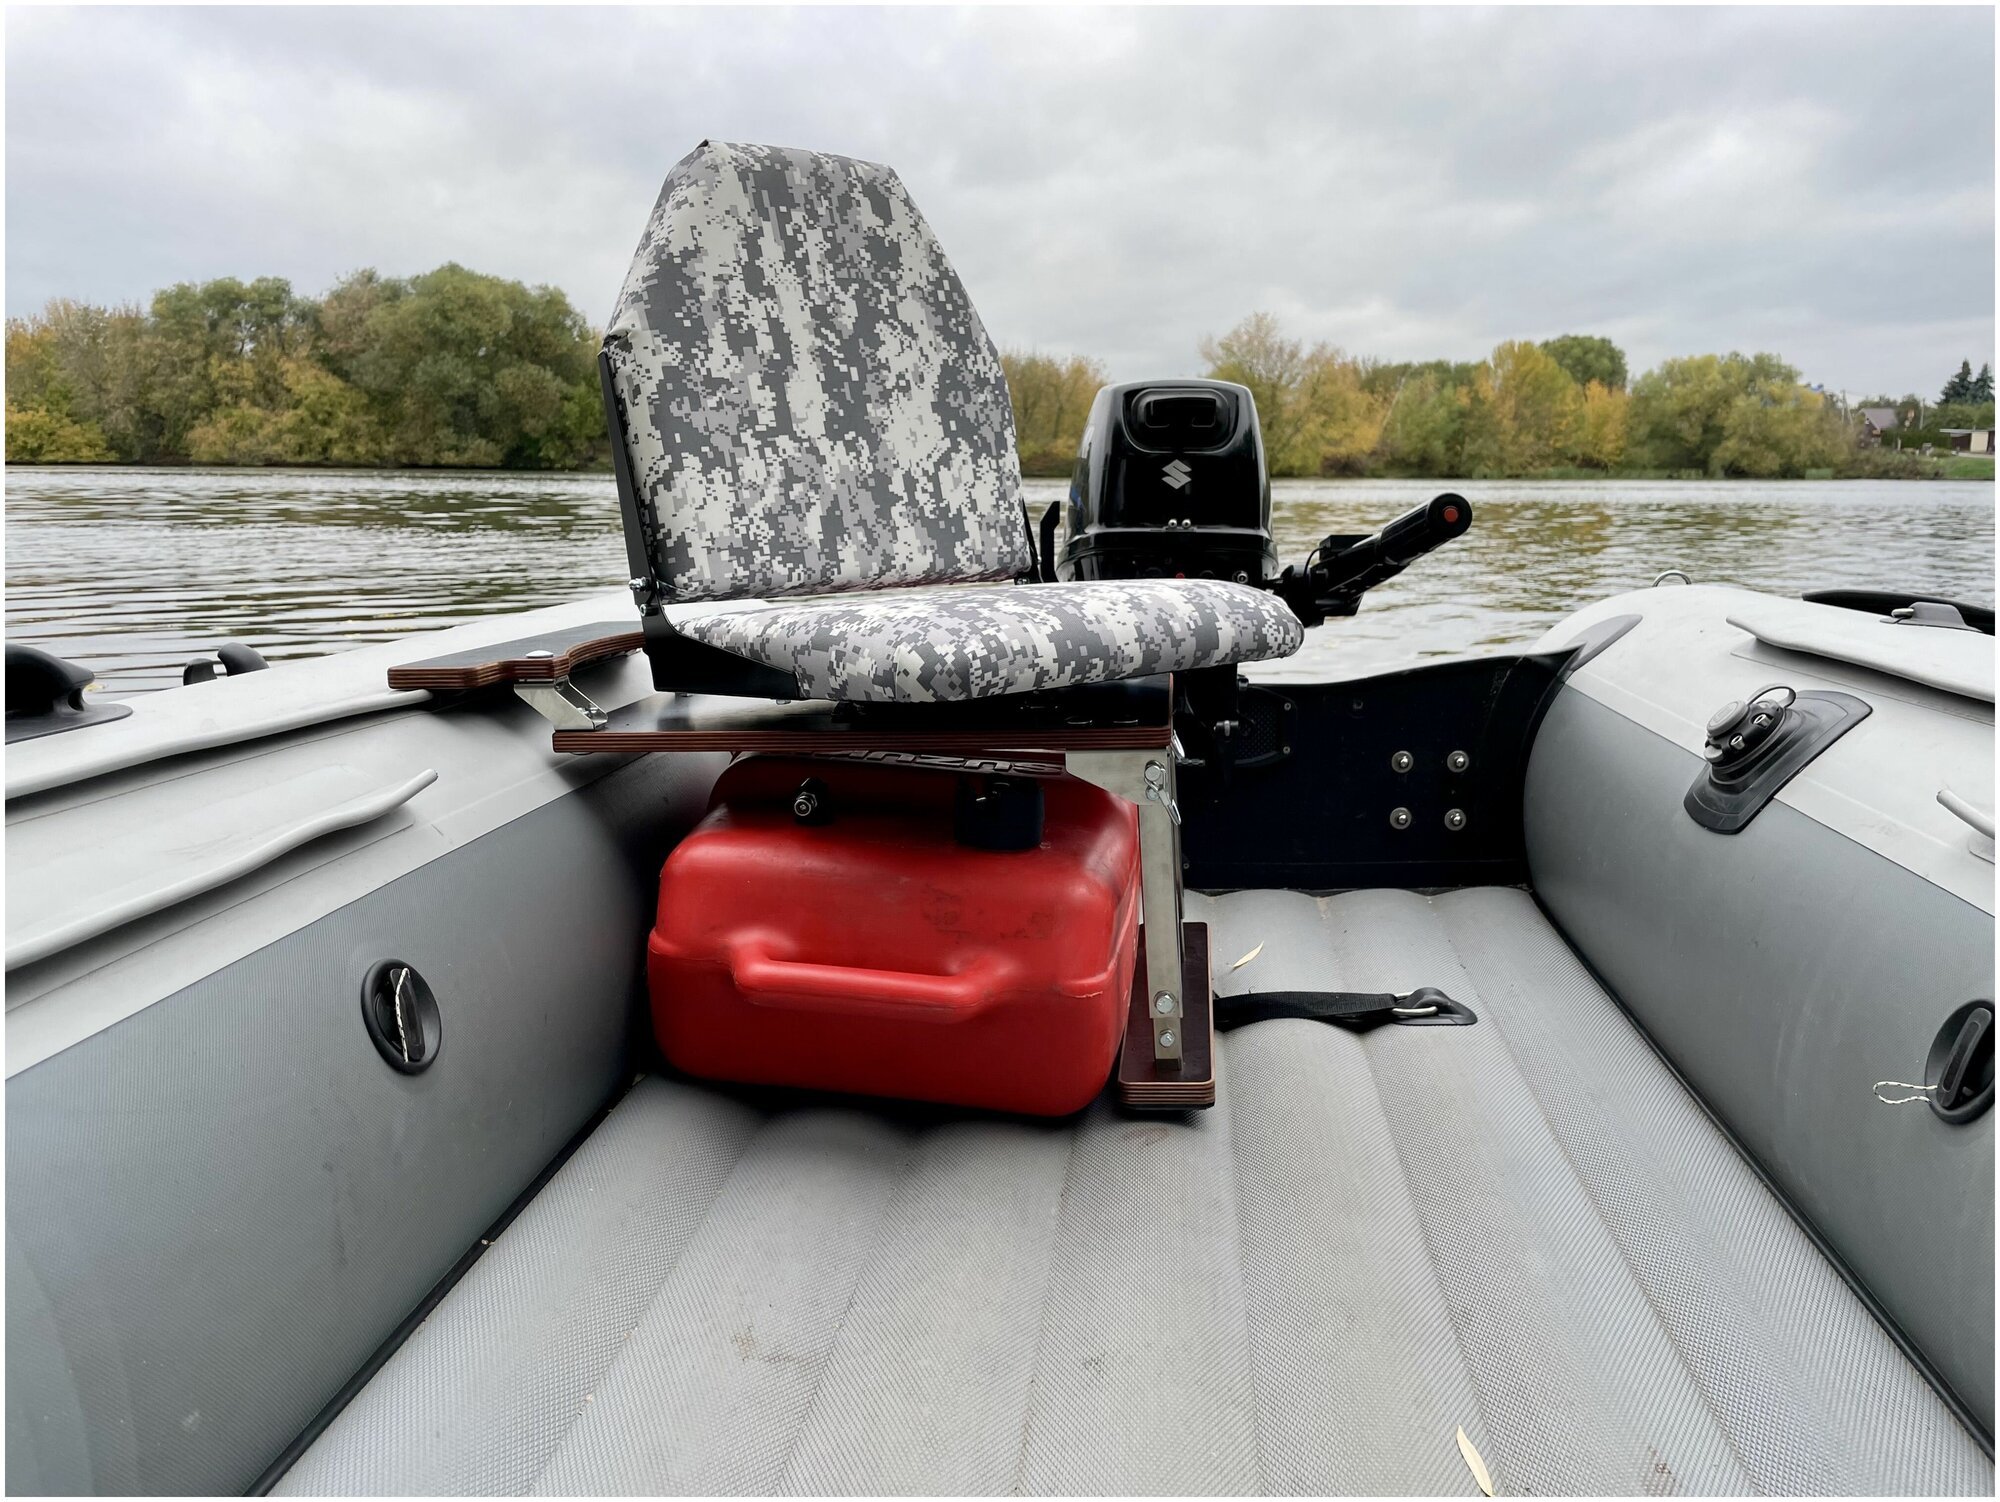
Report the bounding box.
[1056,379,1277,586]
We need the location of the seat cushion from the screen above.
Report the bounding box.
[675,578,1305,702]
[278,888,1990,1496]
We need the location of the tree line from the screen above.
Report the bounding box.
[1008,320,1995,481]
[6,269,1992,480]
[6,267,604,467]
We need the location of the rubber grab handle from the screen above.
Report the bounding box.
[727,941,1014,1023]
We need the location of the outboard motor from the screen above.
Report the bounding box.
[1050,378,1472,626]
[1055,379,1277,587]
[1048,375,1476,786]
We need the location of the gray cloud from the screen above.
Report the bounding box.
[6,6,1992,396]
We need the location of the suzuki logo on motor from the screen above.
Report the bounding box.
[1162,459,1193,491]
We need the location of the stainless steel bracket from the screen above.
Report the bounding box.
[513,677,607,731]
[1067,743,1186,1062]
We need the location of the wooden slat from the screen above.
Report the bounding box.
[1118,922,1216,1109]
[556,725,1171,754]
[387,623,643,691]
[551,679,1174,756]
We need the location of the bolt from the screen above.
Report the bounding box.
[628,576,650,593]
[1233,570,1250,584]
[1447,750,1470,773]
[1153,992,1176,1016]
[1158,1029,1177,1050]
[1444,808,1467,831]
[1391,750,1414,773]
[1390,807,1413,830]
[791,789,820,820]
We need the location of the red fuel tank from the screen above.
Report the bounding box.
[648,756,1141,1116]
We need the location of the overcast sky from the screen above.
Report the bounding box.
[6,6,1993,396]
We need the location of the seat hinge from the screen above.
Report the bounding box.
[513,677,607,731]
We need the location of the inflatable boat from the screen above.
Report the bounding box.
[6,142,1993,1497]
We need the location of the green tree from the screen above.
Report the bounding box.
[1539,334,1628,392]
[314,269,406,386]
[1001,350,1106,475]
[1573,380,1630,470]
[1291,345,1388,475]
[187,357,384,465]
[1361,358,1481,402]
[1377,372,1468,476]
[1974,363,1994,403]
[7,300,158,460]
[1201,313,1317,475]
[5,317,67,412]
[1201,316,1392,475]
[5,402,114,462]
[145,277,314,456]
[1940,360,1976,405]
[1629,353,1800,473]
[1462,340,1582,475]
[7,268,605,470]
[1932,399,1998,432]
[340,264,602,467]
[1712,381,1846,477]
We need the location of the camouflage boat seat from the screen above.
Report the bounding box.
[673,580,1302,704]
[600,140,1302,703]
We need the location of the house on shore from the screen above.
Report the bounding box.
[1857,407,1900,445]
[1939,428,1994,455]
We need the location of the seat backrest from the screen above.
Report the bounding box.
[604,141,1030,604]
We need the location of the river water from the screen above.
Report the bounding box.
[5,468,1992,693]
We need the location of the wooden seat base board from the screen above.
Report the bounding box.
[550,679,1174,756]
[1118,922,1215,1109]
[387,623,643,691]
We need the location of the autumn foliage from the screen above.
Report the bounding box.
[6,267,603,468]
[6,278,1981,480]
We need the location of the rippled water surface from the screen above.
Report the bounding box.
[5,467,1993,692]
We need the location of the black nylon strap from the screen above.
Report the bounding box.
[1214,985,1476,1033]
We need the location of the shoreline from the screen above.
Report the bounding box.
[7,459,1992,482]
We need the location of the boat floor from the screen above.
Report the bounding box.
[277,887,1991,1496]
